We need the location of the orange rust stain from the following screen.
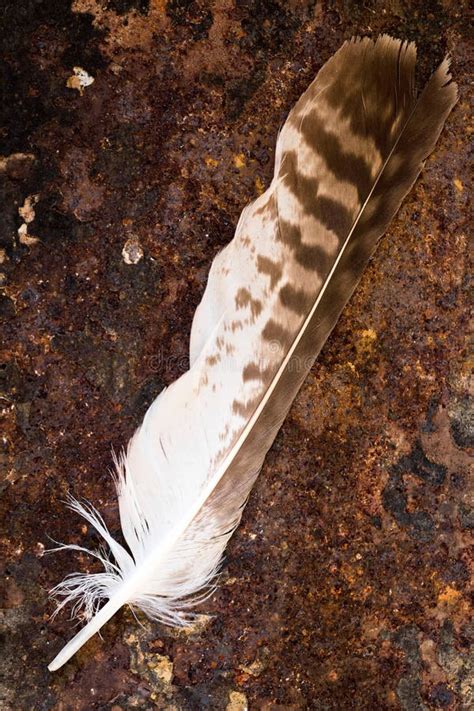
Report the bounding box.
[437,585,462,606]
[205,156,219,168]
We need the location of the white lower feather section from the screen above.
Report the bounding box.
[48,389,252,670]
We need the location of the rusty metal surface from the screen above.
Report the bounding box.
[1,1,472,709]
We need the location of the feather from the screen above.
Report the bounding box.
[47,35,457,671]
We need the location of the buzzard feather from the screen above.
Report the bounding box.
[48,35,457,671]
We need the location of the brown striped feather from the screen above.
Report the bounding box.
[48,36,457,671]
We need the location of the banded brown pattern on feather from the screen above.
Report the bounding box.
[256,254,283,289]
[48,35,457,672]
[243,361,273,383]
[279,283,314,316]
[235,287,263,319]
[262,318,294,348]
[278,219,341,273]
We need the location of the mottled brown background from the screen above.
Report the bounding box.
[1,1,472,709]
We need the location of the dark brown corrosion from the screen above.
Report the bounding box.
[1,1,471,709]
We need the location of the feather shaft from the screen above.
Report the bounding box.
[48,594,125,671]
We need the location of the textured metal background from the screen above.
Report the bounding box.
[1,1,472,709]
